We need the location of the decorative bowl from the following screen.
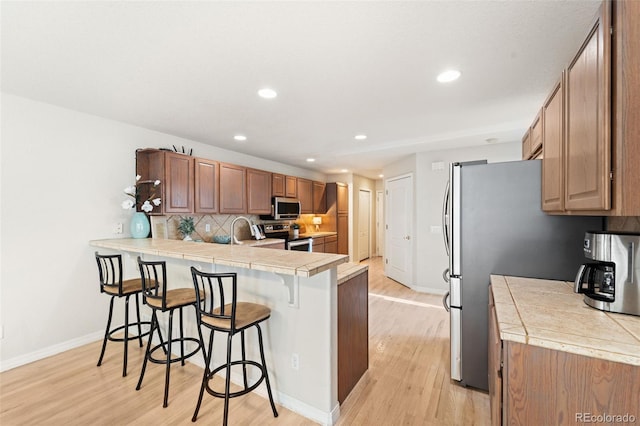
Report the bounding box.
[213,235,231,244]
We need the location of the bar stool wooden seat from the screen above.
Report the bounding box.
[190,268,278,425]
[136,257,202,408]
[95,252,152,377]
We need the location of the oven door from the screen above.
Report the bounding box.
[287,238,313,252]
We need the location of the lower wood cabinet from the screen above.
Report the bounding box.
[338,270,368,404]
[325,235,338,254]
[313,236,325,253]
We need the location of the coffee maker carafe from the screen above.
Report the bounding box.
[574,231,640,316]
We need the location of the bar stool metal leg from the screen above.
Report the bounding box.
[97,296,115,368]
[164,309,174,408]
[257,324,279,418]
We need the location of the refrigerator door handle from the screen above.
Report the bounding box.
[442,291,450,312]
[442,267,450,283]
[442,180,450,256]
[450,308,462,381]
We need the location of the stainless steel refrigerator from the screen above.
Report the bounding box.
[441,159,603,391]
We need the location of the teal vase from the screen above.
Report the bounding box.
[130,212,150,238]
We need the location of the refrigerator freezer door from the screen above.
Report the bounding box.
[450,307,462,381]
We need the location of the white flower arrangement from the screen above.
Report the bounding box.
[122,175,161,213]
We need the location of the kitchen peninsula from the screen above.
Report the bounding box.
[89,237,350,424]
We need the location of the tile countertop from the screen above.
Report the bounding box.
[90,238,348,277]
[491,275,640,366]
[337,262,368,285]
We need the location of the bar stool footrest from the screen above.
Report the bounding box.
[107,321,152,343]
[148,338,201,365]
[205,360,266,399]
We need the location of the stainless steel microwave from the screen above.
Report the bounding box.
[260,197,301,220]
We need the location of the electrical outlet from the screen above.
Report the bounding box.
[114,223,123,234]
[291,353,299,370]
[205,223,211,233]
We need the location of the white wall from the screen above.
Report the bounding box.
[414,142,521,293]
[0,94,325,369]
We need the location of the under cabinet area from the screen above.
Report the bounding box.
[489,276,640,426]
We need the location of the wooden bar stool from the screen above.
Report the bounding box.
[136,257,202,408]
[95,252,152,377]
[190,268,278,425]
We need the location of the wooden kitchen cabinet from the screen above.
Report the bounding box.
[136,149,194,215]
[194,158,218,214]
[272,173,285,197]
[219,162,246,214]
[313,236,325,253]
[297,178,313,214]
[565,1,611,211]
[324,235,338,254]
[285,175,297,198]
[247,168,272,214]
[541,78,564,212]
[313,181,327,214]
[521,129,531,160]
[327,183,349,256]
[529,110,542,158]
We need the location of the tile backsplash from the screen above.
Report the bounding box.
[160,214,261,242]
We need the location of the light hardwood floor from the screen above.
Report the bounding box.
[0,257,489,425]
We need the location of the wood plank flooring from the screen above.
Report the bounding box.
[0,257,489,425]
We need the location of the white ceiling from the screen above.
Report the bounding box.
[1,1,601,179]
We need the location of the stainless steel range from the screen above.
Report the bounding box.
[261,224,313,252]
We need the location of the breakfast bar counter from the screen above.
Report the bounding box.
[89,238,350,425]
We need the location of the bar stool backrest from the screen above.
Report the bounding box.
[190,269,238,334]
[95,252,125,296]
[137,257,168,311]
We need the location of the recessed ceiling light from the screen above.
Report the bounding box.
[378,174,384,178]
[341,169,349,173]
[258,88,277,99]
[437,69,461,83]
[306,158,315,163]
[234,135,247,141]
[355,134,367,140]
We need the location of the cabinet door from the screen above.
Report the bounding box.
[530,110,543,157]
[542,79,565,212]
[313,237,325,253]
[219,163,246,214]
[521,129,531,160]
[272,173,285,197]
[337,183,349,215]
[325,235,338,254]
[313,181,327,214]
[247,168,272,214]
[337,214,349,255]
[164,152,194,213]
[194,158,218,214]
[285,176,297,198]
[565,2,611,211]
[297,178,313,214]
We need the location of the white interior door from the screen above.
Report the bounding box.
[376,190,383,256]
[385,174,413,286]
[358,189,371,261]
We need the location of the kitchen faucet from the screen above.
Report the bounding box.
[230,216,255,245]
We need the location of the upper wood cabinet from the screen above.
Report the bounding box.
[285,175,297,198]
[521,129,531,160]
[297,178,313,214]
[529,110,543,158]
[337,182,349,215]
[272,173,285,197]
[313,181,327,214]
[247,168,272,214]
[537,1,640,216]
[541,78,565,213]
[327,182,349,256]
[219,162,246,214]
[565,1,611,211]
[136,149,194,215]
[194,158,218,214]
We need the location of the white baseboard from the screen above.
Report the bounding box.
[0,330,104,373]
